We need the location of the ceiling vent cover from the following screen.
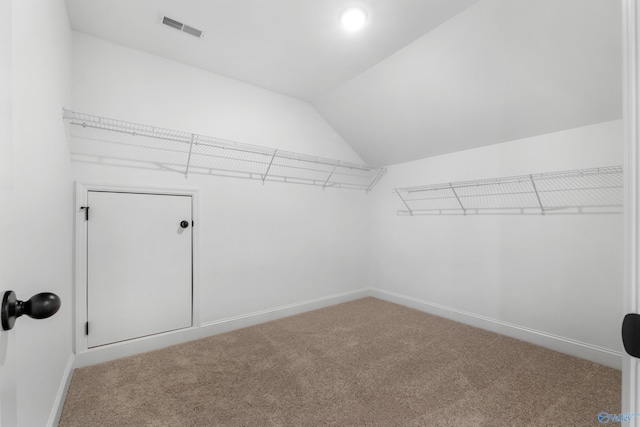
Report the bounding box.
[161,16,204,38]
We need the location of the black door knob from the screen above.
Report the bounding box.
[180,220,189,229]
[622,313,640,358]
[1,291,61,331]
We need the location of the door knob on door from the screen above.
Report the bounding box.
[180,221,189,229]
[1,291,61,331]
[622,313,640,358]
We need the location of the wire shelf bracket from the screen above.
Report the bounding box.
[62,109,387,192]
[394,166,623,216]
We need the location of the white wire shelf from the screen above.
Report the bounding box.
[62,109,386,192]
[394,165,623,216]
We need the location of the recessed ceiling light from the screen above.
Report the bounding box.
[341,7,367,31]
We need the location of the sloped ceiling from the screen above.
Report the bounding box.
[64,0,478,101]
[314,0,622,165]
[64,0,621,167]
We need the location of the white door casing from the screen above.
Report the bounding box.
[623,0,640,423]
[75,183,199,354]
[0,0,17,424]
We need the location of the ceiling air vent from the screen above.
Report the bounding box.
[161,16,204,38]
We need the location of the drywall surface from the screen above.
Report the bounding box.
[5,0,73,426]
[70,33,370,327]
[369,120,624,359]
[71,32,362,163]
[314,0,621,166]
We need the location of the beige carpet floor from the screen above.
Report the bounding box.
[59,298,620,426]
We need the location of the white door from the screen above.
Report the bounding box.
[0,0,17,423]
[624,0,640,423]
[87,191,193,348]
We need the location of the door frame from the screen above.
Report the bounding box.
[623,0,639,421]
[73,182,200,355]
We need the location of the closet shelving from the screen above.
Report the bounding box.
[394,165,623,215]
[62,109,387,192]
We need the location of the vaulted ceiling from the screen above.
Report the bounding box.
[64,0,622,166]
[314,0,622,165]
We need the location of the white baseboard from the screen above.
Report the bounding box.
[198,288,369,333]
[47,354,75,427]
[73,288,370,369]
[370,288,623,370]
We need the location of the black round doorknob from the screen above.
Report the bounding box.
[1,291,61,331]
[180,220,189,229]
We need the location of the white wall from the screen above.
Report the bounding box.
[0,6,625,423]
[69,31,624,370]
[2,0,74,426]
[369,120,624,367]
[71,33,361,163]
[70,33,370,330]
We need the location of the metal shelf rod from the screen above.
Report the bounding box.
[403,203,623,213]
[65,110,374,171]
[323,166,337,190]
[185,134,195,177]
[262,150,277,183]
[405,166,622,193]
[530,175,545,212]
[449,184,466,213]
[395,189,413,216]
[71,134,379,181]
[402,184,626,203]
[62,109,386,192]
[394,165,623,216]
